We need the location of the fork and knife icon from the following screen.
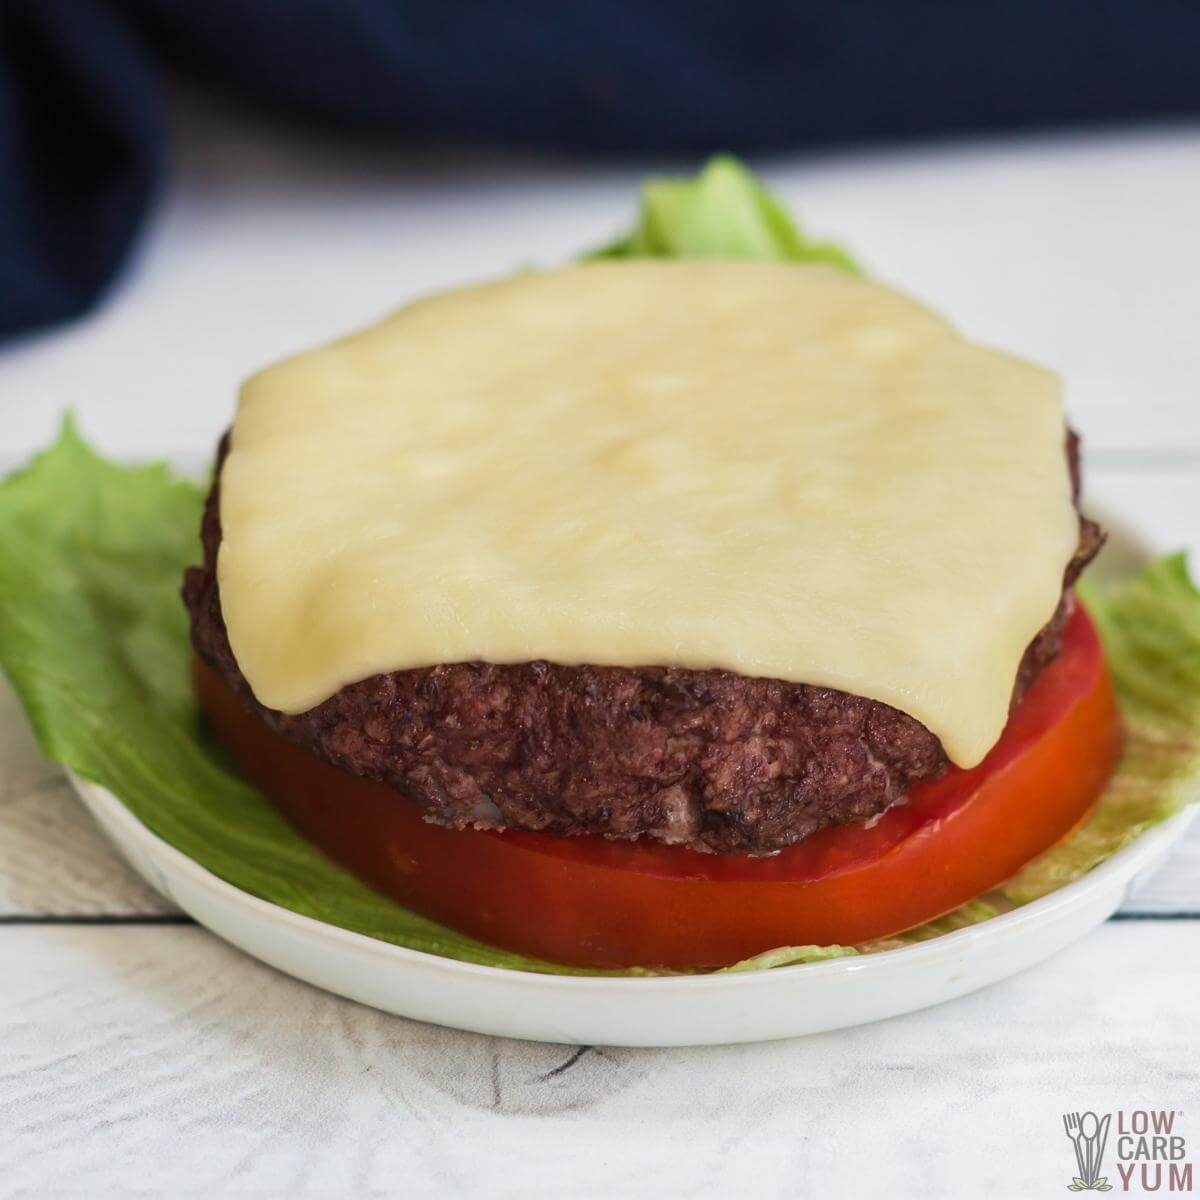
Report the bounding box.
[1063,1111,1113,1191]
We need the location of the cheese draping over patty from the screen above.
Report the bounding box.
[218,261,1079,766]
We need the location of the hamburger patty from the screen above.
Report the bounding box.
[185,434,1102,854]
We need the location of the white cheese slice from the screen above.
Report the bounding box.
[218,261,1079,766]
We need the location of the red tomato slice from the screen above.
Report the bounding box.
[195,602,1122,970]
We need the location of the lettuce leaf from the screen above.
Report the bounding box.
[0,160,1195,974]
[1,421,1197,975]
[0,421,586,974]
[1002,554,1200,904]
[589,154,859,273]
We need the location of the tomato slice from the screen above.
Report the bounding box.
[194,602,1123,970]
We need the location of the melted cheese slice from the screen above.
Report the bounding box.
[219,261,1079,766]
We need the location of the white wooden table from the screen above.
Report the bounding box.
[2,106,1198,1198]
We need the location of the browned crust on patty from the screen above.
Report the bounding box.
[184,432,1102,854]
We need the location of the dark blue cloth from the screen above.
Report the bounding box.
[4,0,1200,339]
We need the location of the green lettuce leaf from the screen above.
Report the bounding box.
[0,421,586,975]
[1002,553,1200,904]
[589,154,860,273]
[1,422,1197,976]
[0,160,1195,973]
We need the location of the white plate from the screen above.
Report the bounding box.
[67,512,1198,1046]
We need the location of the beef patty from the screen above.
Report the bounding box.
[185,433,1102,854]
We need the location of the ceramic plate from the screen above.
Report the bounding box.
[66,510,1197,1046]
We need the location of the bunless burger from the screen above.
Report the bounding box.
[184,261,1122,969]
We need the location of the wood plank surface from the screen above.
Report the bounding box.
[2,923,1196,1198]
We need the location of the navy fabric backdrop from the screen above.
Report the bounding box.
[3,0,1199,338]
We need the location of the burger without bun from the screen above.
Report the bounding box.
[185,258,1122,970]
